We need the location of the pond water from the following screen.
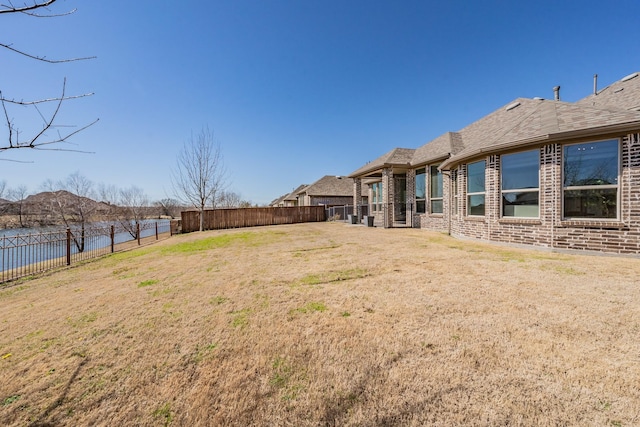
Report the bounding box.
[0,219,170,272]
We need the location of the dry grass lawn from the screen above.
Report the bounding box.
[1,222,639,426]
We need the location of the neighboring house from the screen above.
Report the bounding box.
[270,184,308,207]
[296,175,367,207]
[350,71,640,255]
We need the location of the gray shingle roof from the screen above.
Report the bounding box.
[348,147,415,177]
[297,175,356,197]
[285,184,308,201]
[442,97,640,168]
[577,72,640,111]
[349,71,640,175]
[411,132,462,166]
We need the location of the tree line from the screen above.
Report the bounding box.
[0,173,253,232]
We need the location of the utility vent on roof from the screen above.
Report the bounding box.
[505,101,521,111]
[621,72,639,82]
[533,97,544,100]
[614,88,625,93]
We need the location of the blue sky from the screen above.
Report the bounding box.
[1,0,639,205]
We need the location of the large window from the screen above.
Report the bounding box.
[563,139,619,219]
[415,168,426,213]
[501,150,539,218]
[371,182,382,212]
[430,165,443,214]
[467,160,486,216]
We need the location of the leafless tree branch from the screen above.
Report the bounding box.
[1,0,97,156]
[0,78,99,153]
[0,0,56,14]
[0,42,96,63]
[0,92,94,105]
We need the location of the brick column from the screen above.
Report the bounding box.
[540,143,561,247]
[406,169,416,227]
[487,154,500,239]
[382,168,393,228]
[353,178,362,220]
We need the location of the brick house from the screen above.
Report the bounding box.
[350,72,640,255]
[296,175,367,207]
[270,184,308,207]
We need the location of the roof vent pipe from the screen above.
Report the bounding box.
[593,74,598,95]
[553,85,561,101]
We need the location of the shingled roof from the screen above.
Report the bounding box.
[577,71,640,111]
[296,175,356,197]
[411,132,463,166]
[349,71,640,177]
[441,97,640,168]
[348,148,415,178]
[285,184,307,201]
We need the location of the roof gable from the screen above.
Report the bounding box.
[411,132,462,166]
[285,184,307,201]
[298,175,354,197]
[348,147,415,177]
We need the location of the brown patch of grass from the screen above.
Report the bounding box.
[1,223,639,426]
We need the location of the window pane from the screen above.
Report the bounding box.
[416,200,425,214]
[431,199,443,214]
[467,161,485,193]
[415,168,426,200]
[502,192,539,217]
[564,188,617,218]
[564,140,618,187]
[502,150,539,190]
[468,194,485,216]
[430,165,443,198]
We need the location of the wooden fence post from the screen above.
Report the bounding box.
[110,225,115,253]
[66,228,71,266]
[155,222,158,240]
[137,222,141,245]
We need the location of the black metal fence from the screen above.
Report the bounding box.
[325,203,416,228]
[324,205,369,222]
[1,220,171,284]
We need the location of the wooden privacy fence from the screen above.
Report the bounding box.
[181,206,326,233]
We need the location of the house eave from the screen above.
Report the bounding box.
[440,121,640,169]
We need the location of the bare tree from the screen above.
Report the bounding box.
[0,180,9,216]
[0,1,97,154]
[118,186,149,239]
[172,127,227,231]
[218,190,243,208]
[41,172,97,251]
[8,185,30,227]
[155,198,183,218]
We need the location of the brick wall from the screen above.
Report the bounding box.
[441,133,640,254]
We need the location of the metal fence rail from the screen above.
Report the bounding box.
[1,220,171,284]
